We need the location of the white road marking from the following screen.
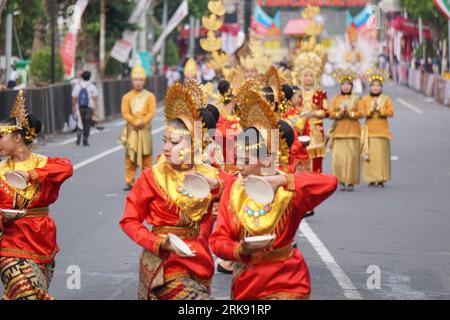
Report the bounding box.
[73,125,166,171]
[299,221,362,299]
[52,129,110,146]
[51,108,165,145]
[391,156,399,161]
[396,98,424,114]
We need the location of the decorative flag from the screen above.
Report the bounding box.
[434,0,450,19]
[60,0,89,77]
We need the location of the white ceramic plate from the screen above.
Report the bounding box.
[183,173,210,199]
[244,234,276,247]
[4,172,27,190]
[298,135,311,143]
[168,233,195,257]
[1,209,27,219]
[244,175,274,205]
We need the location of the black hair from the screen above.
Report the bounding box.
[261,87,275,104]
[205,104,220,123]
[292,85,300,93]
[0,113,42,145]
[218,80,232,105]
[278,120,294,148]
[281,84,294,101]
[81,71,91,81]
[198,108,217,131]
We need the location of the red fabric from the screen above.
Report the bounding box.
[215,115,241,167]
[119,168,220,281]
[210,173,338,300]
[0,158,73,264]
[312,158,323,173]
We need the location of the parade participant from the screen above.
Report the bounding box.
[361,68,394,188]
[328,69,363,192]
[294,51,328,173]
[120,65,156,191]
[215,80,241,172]
[281,85,311,173]
[120,82,224,300]
[0,91,73,300]
[209,88,338,300]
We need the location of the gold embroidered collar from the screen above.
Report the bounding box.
[230,176,294,235]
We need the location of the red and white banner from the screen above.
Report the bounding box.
[60,0,89,77]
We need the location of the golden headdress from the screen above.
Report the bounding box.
[332,68,358,84]
[164,82,202,137]
[184,58,198,78]
[131,64,147,80]
[262,65,284,104]
[239,37,271,75]
[292,5,326,84]
[235,88,290,165]
[365,67,389,84]
[184,78,208,106]
[0,90,37,143]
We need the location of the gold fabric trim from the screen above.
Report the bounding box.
[153,225,200,240]
[152,162,218,224]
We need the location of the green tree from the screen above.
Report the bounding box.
[400,0,448,41]
[29,47,64,83]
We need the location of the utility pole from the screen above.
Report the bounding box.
[5,13,13,85]
[51,0,56,83]
[100,0,106,76]
[159,0,168,75]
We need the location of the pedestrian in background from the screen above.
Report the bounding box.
[71,71,99,146]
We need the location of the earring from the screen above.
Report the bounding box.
[17,146,24,153]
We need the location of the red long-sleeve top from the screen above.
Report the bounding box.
[209,172,338,299]
[0,157,73,264]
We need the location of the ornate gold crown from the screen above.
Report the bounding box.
[208,0,226,16]
[293,51,324,80]
[202,13,223,31]
[236,89,290,164]
[0,90,38,143]
[333,68,358,84]
[365,67,389,84]
[200,31,222,52]
[262,65,284,104]
[184,78,208,106]
[164,82,202,136]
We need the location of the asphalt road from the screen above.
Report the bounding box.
[1,81,449,300]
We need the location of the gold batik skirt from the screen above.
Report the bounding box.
[138,250,210,301]
[0,257,55,300]
[363,137,391,183]
[331,138,361,185]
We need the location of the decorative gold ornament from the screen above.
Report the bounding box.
[200,31,222,52]
[184,58,198,78]
[332,68,358,84]
[202,13,223,32]
[1,90,38,143]
[164,82,202,136]
[208,1,226,16]
[208,51,229,72]
[365,67,389,84]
